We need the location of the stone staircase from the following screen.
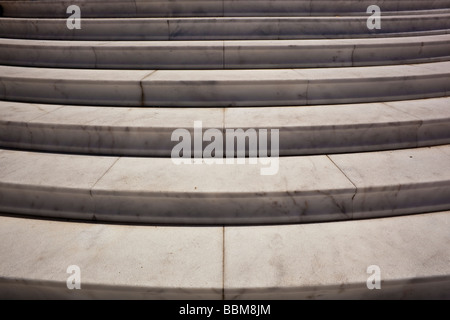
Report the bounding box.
[0,0,449,299]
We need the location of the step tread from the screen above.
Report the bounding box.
[0,145,449,224]
[0,212,448,299]
[224,210,450,299]
[0,214,223,298]
[2,33,448,48]
[2,62,448,82]
[1,34,450,69]
[1,62,449,107]
[1,98,449,155]
[1,15,449,40]
[2,0,450,18]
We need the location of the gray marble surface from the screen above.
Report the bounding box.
[0,212,448,299]
[1,35,449,69]
[2,0,450,18]
[2,62,449,107]
[386,98,450,146]
[224,211,450,299]
[2,97,449,156]
[0,215,223,299]
[0,0,449,301]
[0,145,449,224]
[330,146,450,219]
[1,14,450,40]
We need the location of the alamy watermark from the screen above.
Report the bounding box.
[367,265,381,290]
[66,265,81,290]
[171,121,279,176]
[66,5,81,30]
[66,4,382,32]
[367,5,382,30]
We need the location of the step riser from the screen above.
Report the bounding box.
[0,121,425,156]
[0,186,353,224]
[1,70,449,107]
[2,37,450,69]
[1,17,449,40]
[3,98,449,156]
[2,112,449,156]
[2,277,449,300]
[0,281,220,300]
[2,1,450,18]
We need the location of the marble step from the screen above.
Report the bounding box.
[2,35,450,69]
[1,0,450,18]
[1,98,449,156]
[0,211,449,299]
[1,14,450,40]
[0,145,449,224]
[1,62,449,107]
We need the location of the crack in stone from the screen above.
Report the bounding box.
[382,101,424,148]
[350,44,356,67]
[133,0,138,16]
[139,70,158,106]
[317,190,348,215]
[26,104,66,123]
[166,19,171,40]
[222,41,225,69]
[305,80,310,105]
[90,157,121,199]
[0,78,6,99]
[326,155,358,219]
[53,80,70,100]
[91,46,98,68]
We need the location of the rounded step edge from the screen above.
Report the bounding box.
[1,35,450,69]
[1,0,450,18]
[0,211,449,299]
[0,145,449,225]
[1,97,450,156]
[0,62,449,107]
[1,15,450,41]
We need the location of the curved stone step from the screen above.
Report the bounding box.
[0,211,449,299]
[224,210,450,299]
[0,63,449,107]
[1,35,450,69]
[0,145,449,224]
[1,0,450,18]
[1,14,449,40]
[0,214,223,299]
[1,98,449,156]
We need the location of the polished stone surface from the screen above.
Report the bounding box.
[91,155,355,224]
[0,149,117,220]
[0,101,224,155]
[1,14,450,40]
[4,97,449,156]
[2,35,449,69]
[0,212,448,299]
[224,101,422,154]
[225,211,450,299]
[330,145,450,219]
[1,146,449,224]
[0,0,449,300]
[0,215,223,299]
[385,98,450,146]
[2,0,450,18]
[1,62,449,107]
